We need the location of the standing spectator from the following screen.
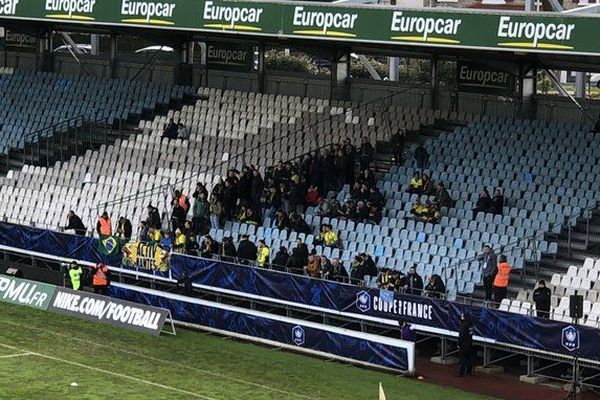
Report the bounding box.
[173,229,187,254]
[192,192,210,235]
[320,256,334,279]
[533,280,552,319]
[200,235,219,258]
[173,190,190,217]
[304,184,322,206]
[399,320,415,342]
[425,274,446,298]
[147,204,161,229]
[238,167,253,205]
[414,143,429,170]
[342,139,356,185]
[222,180,238,220]
[138,221,150,242]
[171,203,186,233]
[330,258,348,282]
[376,269,395,290]
[421,173,435,196]
[493,255,511,303]
[286,248,305,274]
[480,245,497,302]
[289,213,310,234]
[435,183,453,208]
[257,240,270,267]
[251,169,264,212]
[186,235,200,257]
[64,210,86,236]
[391,130,405,166]
[192,182,209,201]
[237,234,257,264]
[220,236,238,262]
[304,254,321,278]
[359,136,374,171]
[457,313,474,377]
[489,189,505,215]
[473,189,491,216]
[405,265,424,296]
[96,211,112,237]
[209,194,222,230]
[272,246,290,268]
[116,216,132,241]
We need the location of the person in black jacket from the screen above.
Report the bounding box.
[425,274,446,298]
[391,130,405,165]
[457,313,474,377]
[533,280,551,319]
[473,189,491,216]
[404,265,424,296]
[489,189,505,216]
[285,248,305,274]
[272,247,290,269]
[289,213,311,234]
[220,236,237,262]
[237,234,257,264]
[161,118,178,139]
[147,204,161,229]
[330,258,349,282]
[414,144,429,170]
[64,210,86,236]
[359,136,374,172]
[294,239,309,265]
[117,216,132,241]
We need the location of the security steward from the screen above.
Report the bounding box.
[96,211,112,237]
[68,261,83,291]
[92,262,110,296]
[457,313,474,377]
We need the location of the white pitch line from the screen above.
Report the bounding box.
[0,343,217,400]
[0,352,32,359]
[1,319,315,399]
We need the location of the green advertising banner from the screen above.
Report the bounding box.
[0,275,56,310]
[206,41,253,71]
[457,61,515,96]
[0,0,599,56]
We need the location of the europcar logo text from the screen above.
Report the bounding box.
[390,11,462,44]
[0,0,20,16]
[292,6,358,38]
[121,0,176,26]
[45,0,96,21]
[202,1,264,32]
[497,16,574,50]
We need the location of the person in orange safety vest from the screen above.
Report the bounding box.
[96,212,112,237]
[92,262,110,296]
[493,255,511,304]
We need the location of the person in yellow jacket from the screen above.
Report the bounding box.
[173,229,187,254]
[148,227,162,244]
[406,171,423,194]
[320,224,341,248]
[257,239,270,267]
[493,255,512,303]
[410,200,428,219]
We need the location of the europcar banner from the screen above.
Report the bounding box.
[48,287,169,336]
[0,1,598,56]
[0,275,55,310]
[457,61,515,96]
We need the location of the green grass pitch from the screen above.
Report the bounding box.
[0,302,495,399]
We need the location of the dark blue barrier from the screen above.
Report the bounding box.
[110,283,413,371]
[1,222,599,362]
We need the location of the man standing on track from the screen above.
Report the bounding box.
[92,262,110,296]
[457,313,474,377]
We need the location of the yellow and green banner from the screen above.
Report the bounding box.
[0,0,599,56]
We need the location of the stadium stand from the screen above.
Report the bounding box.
[0,68,191,154]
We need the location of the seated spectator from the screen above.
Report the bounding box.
[356,168,376,188]
[367,204,382,224]
[368,186,385,208]
[289,213,311,234]
[350,183,364,202]
[355,201,369,221]
[421,173,435,196]
[272,246,290,268]
[330,258,349,282]
[320,256,334,279]
[182,220,196,240]
[304,255,321,278]
[304,184,322,206]
[489,189,504,215]
[177,123,189,140]
[237,234,257,264]
[240,207,259,225]
[173,229,187,254]
[410,199,429,219]
[424,274,446,298]
[275,211,289,231]
[220,236,237,262]
[257,240,270,267]
[376,269,394,290]
[161,118,178,139]
[423,200,441,224]
[361,253,378,277]
[406,171,423,194]
[316,224,342,248]
[435,183,452,208]
[388,270,407,292]
[186,235,199,257]
[337,200,355,220]
[473,188,491,216]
